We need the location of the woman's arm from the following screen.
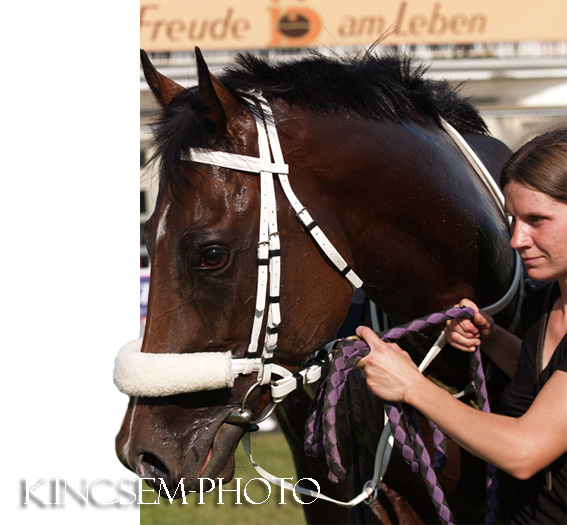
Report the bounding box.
[356,326,567,480]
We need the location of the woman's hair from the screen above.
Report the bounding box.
[500,126,567,203]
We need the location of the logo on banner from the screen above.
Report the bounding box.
[270,1,322,46]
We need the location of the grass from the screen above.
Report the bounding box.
[141,431,308,525]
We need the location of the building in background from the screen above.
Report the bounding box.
[139,0,567,321]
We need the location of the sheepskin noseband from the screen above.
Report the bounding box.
[113,338,235,397]
[113,337,326,401]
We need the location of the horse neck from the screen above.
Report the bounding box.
[278,114,481,322]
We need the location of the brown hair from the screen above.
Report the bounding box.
[500,126,567,203]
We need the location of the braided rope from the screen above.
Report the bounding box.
[471,347,500,524]
[387,402,454,524]
[305,306,498,524]
[429,418,448,474]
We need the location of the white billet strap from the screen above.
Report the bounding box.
[245,171,270,369]
[247,100,282,385]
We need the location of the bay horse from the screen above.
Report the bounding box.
[116,47,519,523]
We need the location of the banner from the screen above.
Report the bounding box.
[141,0,567,52]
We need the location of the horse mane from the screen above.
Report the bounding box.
[150,50,488,186]
[222,50,487,133]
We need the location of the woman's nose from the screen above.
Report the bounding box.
[509,221,532,250]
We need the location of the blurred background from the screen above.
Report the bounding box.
[140,0,567,280]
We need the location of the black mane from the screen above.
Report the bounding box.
[221,51,486,132]
[150,50,488,184]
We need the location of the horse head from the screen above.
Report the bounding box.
[116,50,355,495]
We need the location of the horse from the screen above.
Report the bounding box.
[115,47,520,523]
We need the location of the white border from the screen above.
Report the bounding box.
[3,3,140,524]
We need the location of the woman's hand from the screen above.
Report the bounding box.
[355,325,424,403]
[445,299,495,352]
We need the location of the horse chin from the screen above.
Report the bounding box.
[155,422,245,497]
[198,422,246,486]
[119,400,250,499]
[139,421,246,498]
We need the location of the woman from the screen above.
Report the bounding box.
[355,127,567,523]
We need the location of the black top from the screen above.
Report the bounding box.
[500,282,567,524]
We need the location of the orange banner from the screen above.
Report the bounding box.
[140,0,567,52]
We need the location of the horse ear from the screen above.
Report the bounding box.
[140,49,184,107]
[195,47,246,137]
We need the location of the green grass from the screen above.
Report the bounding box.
[141,431,307,525]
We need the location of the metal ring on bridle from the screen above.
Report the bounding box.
[226,381,278,426]
[251,401,277,425]
[240,380,261,412]
[362,479,379,505]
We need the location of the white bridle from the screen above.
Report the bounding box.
[114,92,522,404]
[115,92,364,406]
[114,91,523,508]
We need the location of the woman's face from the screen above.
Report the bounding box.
[504,181,567,283]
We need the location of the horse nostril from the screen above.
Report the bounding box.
[136,453,187,499]
[137,452,170,479]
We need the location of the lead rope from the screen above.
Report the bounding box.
[470,347,500,524]
[241,308,490,517]
[304,306,499,524]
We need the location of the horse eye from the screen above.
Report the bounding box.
[198,247,228,270]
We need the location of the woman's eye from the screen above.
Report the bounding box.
[198,247,228,269]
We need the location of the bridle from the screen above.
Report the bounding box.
[115,92,365,417]
[115,91,521,408]
[113,92,523,508]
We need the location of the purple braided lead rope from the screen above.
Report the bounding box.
[305,306,475,477]
[304,342,367,482]
[401,404,421,473]
[429,417,449,473]
[304,306,498,524]
[401,405,446,473]
[471,347,500,525]
[387,401,454,524]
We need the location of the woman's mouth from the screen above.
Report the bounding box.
[522,256,542,265]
